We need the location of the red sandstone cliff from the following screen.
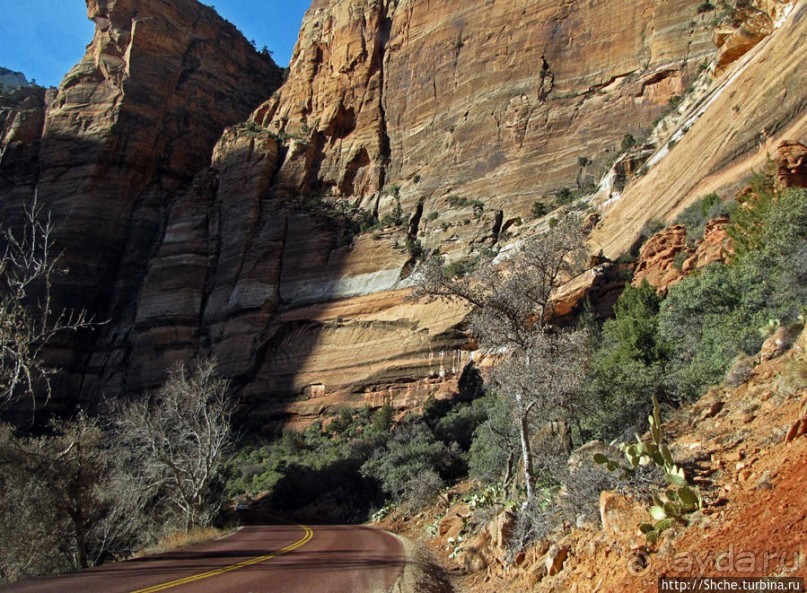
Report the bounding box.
[0,0,804,422]
[0,0,282,412]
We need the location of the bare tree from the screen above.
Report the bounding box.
[114,357,235,530]
[415,214,590,501]
[0,413,112,581]
[0,197,94,406]
[489,330,591,500]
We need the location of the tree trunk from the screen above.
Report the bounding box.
[516,392,535,502]
[503,450,514,488]
[70,511,89,569]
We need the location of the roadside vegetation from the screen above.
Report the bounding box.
[0,172,803,581]
[226,370,488,521]
[225,175,806,556]
[0,344,235,580]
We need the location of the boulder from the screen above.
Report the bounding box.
[545,544,570,576]
[774,141,807,188]
[599,491,647,539]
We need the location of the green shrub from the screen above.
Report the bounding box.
[531,201,550,219]
[468,395,518,484]
[585,281,668,438]
[642,218,666,238]
[697,1,715,13]
[658,261,768,401]
[380,198,404,226]
[405,236,424,259]
[442,257,477,279]
[428,397,489,451]
[609,280,666,365]
[360,422,458,508]
[447,195,469,208]
[621,133,636,152]
[674,192,734,244]
[728,179,804,257]
[658,189,807,401]
[556,188,574,205]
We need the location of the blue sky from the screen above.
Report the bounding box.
[0,0,311,87]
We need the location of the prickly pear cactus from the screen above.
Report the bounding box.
[593,396,702,544]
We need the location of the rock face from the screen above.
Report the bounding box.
[0,0,282,412]
[0,86,50,194]
[0,0,804,423]
[144,0,719,418]
[0,68,31,91]
[775,140,807,188]
[632,217,732,293]
[259,0,716,261]
[714,8,774,74]
[592,1,806,258]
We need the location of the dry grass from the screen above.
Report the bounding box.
[134,526,233,558]
[390,535,455,593]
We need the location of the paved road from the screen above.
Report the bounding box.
[1,517,406,593]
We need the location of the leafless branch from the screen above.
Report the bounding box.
[0,195,97,406]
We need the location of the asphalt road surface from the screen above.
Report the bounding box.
[1,516,406,593]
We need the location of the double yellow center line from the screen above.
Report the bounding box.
[131,521,314,593]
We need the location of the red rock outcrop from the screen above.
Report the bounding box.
[632,225,691,291]
[714,8,774,74]
[775,140,807,188]
[632,217,732,293]
[681,217,732,273]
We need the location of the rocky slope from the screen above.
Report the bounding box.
[592,0,807,257]
[381,325,807,592]
[0,0,804,422]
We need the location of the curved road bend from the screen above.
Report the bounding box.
[1,518,406,593]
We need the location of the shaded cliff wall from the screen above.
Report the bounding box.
[0,0,282,412]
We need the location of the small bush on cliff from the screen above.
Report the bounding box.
[555,187,574,205]
[381,197,404,226]
[697,1,716,13]
[675,192,735,244]
[531,201,550,219]
[442,257,479,278]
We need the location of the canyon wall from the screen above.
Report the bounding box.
[131,0,721,424]
[0,0,282,413]
[1,0,803,424]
